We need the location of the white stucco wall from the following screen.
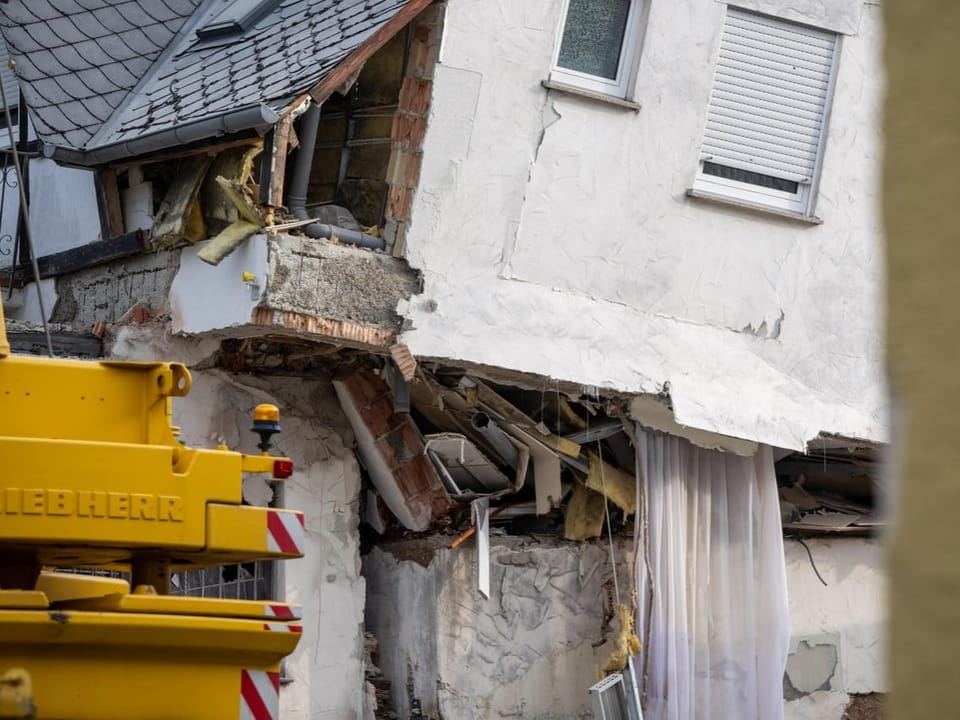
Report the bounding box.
[170,235,268,334]
[784,537,885,719]
[401,0,885,450]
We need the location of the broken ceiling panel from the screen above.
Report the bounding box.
[425,433,512,497]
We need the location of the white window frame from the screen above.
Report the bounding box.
[549,0,644,99]
[692,9,841,217]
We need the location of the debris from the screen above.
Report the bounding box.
[470,412,519,467]
[599,604,642,678]
[334,369,451,532]
[474,380,581,458]
[389,344,417,382]
[425,434,512,497]
[473,497,490,598]
[152,156,212,248]
[563,484,606,541]
[197,220,260,266]
[365,489,390,535]
[585,452,636,515]
[505,425,563,515]
[198,150,265,266]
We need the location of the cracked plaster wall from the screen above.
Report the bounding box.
[174,370,367,720]
[400,0,885,450]
[784,538,885,719]
[364,537,633,720]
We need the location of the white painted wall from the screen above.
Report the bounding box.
[784,537,885,719]
[401,0,886,450]
[170,235,268,334]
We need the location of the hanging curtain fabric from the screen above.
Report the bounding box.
[633,429,789,720]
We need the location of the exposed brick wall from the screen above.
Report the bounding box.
[384,2,445,256]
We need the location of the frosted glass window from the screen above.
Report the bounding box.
[549,0,642,99]
[557,0,631,80]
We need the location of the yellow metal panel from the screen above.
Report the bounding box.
[206,505,306,559]
[0,592,47,610]
[0,608,300,719]
[0,439,241,553]
[0,357,188,446]
[58,593,302,621]
[35,572,128,603]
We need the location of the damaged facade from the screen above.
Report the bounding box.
[0,0,886,719]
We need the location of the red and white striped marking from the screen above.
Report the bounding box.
[264,603,301,620]
[266,510,305,555]
[239,670,279,720]
[263,623,303,633]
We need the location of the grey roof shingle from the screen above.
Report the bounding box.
[0,0,420,161]
[0,0,200,149]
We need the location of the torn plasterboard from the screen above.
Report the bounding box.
[473,497,490,599]
[629,394,758,456]
[334,369,451,532]
[426,433,511,496]
[504,425,562,515]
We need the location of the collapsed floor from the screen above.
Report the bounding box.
[6,321,884,720]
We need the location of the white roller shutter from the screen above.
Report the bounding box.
[701,8,836,183]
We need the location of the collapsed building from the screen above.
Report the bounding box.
[0,1,886,719]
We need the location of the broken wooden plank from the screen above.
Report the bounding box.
[473,379,581,458]
[584,451,636,515]
[259,116,292,209]
[110,137,263,173]
[291,0,435,111]
[152,155,212,248]
[1,231,149,285]
[7,331,101,358]
[100,167,125,237]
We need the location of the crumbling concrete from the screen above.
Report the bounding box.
[364,535,634,720]
[51,249,181,329]
[264,235,419,329]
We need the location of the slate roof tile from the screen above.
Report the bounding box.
[0,0,420,155]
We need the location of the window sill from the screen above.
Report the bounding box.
[541,80,641,112]
[685,188,823,225]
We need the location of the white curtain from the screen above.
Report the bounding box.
[633,430,789,720]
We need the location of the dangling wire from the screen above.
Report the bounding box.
[596,437,622,607]
[1,62,53,357]
[589,388,622,607]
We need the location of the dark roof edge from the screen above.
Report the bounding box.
[46,103,280,167]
